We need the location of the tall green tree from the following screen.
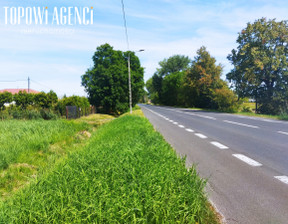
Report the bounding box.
[227,18,288,114]
[157,55,191,77]
[185,46,224,108]
[147,55,191,104]
[162,72,185,106]
[81,44,144,114]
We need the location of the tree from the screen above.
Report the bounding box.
[146,77,159,104]
[147,55,191,105]
[157,55,191,77]
[184,46,224,108]
[81,43,144,114]
[0,92,13,110]
[162,72,185,106]
[227,18,288,114]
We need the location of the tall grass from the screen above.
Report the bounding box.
[0,120,88,170]
[0,115,218,223]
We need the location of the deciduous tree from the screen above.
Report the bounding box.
[227,18,288,114]
[81,44,144,114]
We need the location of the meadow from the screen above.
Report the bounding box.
[0,113,218,223]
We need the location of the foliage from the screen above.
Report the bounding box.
[147,55,191,105]
[81,43,144,114]
[241,106,253,113]
[184,46,238,111]
[0,90,92,120]
[213,87,239,112]
[0,92,13,110]
[146,49,238,111]
[56,96,90,117]
[13,91,34,109]
[0,115,218,224]
[162,71,185,106]
[34,90,58,109]
[157,54,191,77]
[227,18,288,115]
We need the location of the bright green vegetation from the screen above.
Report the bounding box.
[0,114,218,223]
[0,120,88,171]
[146,49,238,113]
[0,114,114,199]
[82,43,144,115]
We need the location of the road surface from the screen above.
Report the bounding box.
[140,104,288,224]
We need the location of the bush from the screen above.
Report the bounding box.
[0,110,11,120]
[8,108,58,120]
[26,110,43,120]
[11,109,23,119]
[40,109,59,120]
[213,87,239,112]
[241,106,253,113]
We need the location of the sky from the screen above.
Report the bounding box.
[0,0,287,97]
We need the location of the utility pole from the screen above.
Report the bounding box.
[28,77,30,93]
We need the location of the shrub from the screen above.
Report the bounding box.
[241,106,253,113]
[26,110,43,120]
[40,109,59,120]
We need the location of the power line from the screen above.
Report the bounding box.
[0,80,26,83]
[30,79,53,91]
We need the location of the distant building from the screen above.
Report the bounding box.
[0,89,40,94]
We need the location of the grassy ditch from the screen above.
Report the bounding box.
[0,114,218,223]
[0,114,114,199]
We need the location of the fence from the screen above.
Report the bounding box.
[66,106,96,119]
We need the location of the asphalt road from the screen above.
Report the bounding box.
[140,104,288,224]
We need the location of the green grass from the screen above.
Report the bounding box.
[0,120,88,171]
[0,114,218,224]
[0,115,114,199]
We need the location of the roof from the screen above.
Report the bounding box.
[0,89,40,94]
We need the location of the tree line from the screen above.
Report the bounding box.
[147,18,288,115]
[146,47,238,112]
[0,90,90,120]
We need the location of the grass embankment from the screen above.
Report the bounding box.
[0,114,114,199]
[0,114,218,223]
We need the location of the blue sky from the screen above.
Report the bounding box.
[0,0,287,97]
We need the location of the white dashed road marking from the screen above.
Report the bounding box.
[278,131,288,136]
[224,120,259,129]
[184,112,216,120]
[274,176,288,185]
[143,106,288,187]
[210,141,229,149]
[195,133,208,139]
[233,154,262,167]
